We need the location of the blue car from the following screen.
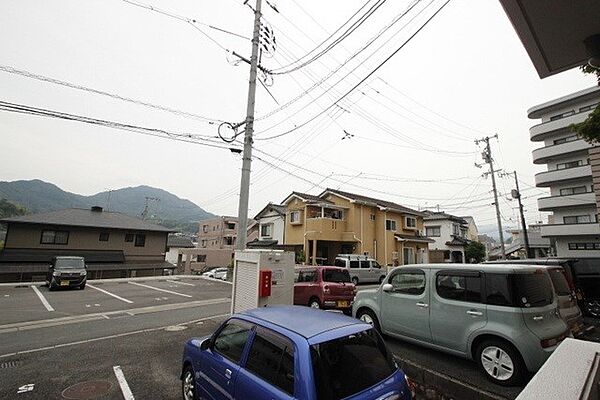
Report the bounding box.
[181,305,413,400]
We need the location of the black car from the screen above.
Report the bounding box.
[46,256,87,290]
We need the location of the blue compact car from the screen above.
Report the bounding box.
[181,306,413,400]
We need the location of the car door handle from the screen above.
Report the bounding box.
[467,310,483,316]
[225,369,232,379]
[533,315,544,321]
[416,302,429,308]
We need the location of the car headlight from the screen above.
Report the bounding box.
[53,271,61,277]
[80,271,87,276]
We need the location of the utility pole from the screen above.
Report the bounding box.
[141,197,160,220]
[475,134,506,259]
[502,170,532,258]
[235,0,262,250]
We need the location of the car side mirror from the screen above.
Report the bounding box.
[382,283,393,292]
[200,338,211,351]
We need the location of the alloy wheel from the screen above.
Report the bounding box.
[359,313,374,325]
[310,300,320,309]
[480,346,514,381]
[182,370,195,400]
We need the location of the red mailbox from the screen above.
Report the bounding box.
[259,270,272,297]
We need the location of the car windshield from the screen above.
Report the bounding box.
[547,269,571,296]
[511,272,553,307]
[310,328,397,400]
[323,268,351,283]
[55,259,84,269]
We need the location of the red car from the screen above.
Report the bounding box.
[294,266,356,314]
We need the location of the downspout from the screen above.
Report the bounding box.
[360,205,363,254]
[384,211,388,267]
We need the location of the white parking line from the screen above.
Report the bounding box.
[129,282,192,298]
[87,284,133,304]
[166,279,195,286]
[113,365,135,400]
[31,286,54,312]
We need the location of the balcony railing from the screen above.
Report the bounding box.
[540,222,600,237]
[537,192,596,211]
[530,111,592,142]
[534,164,591,187]
[532,139,592,165]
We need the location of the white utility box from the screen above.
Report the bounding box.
[231,250,295,314]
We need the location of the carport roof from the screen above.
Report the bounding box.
[1,208,173,232]
[498,0,600,78]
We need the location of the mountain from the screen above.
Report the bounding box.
[0,180,214,228]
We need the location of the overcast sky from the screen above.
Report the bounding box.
[0,0,596,234]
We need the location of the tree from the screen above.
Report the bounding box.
[295,249,306,264]
[570,65,600,143]
[465,241,486,263]
[0,199,27,219]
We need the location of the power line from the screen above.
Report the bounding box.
[0,65,223,124]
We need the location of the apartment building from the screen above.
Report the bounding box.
[529,86,600,258]
[283,189,432,266]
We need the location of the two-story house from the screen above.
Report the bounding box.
[423,211,471,263]
[283,189,432,266]
[247,203,286,248]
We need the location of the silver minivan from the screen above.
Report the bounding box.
[353,264,570,385]
[334,254,387,285]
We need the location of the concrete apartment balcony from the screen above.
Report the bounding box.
[534,164,591,187]
[532,139,592,165]
[537,192,596,211]
[305,218,347,241]
[540,222,600,238]
[530,112,591,142]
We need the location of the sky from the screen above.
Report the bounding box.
[0,0,597,236]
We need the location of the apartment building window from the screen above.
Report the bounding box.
[202,225,208,233]
[560,186,588,196]
[405,216,417,229]
[580,103,599,113]
[385,219,397,231]
[569,243,600,250]
[225,237,235,246]
[290,211,301,223]
[549,110,575,121]
[201,240,207,248]
[40,230,69,245]
[134,234,146,247]
[563,215,592,224]
[426,226,441,237]
[99,232,109,242]
[369,214,376,221]
[260,224,273,238]
[556,160,583,170]
[197,255,207,262]
[227,222,236,230]
[553,135,579,145]
[213,226,216,231]
[125,233,134,242]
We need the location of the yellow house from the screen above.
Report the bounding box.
[283,189,433,266]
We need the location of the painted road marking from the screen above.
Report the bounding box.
[129,282,192,298]
[31,286,54,312]
[87,284,133,304]
[113,366,135,400]
[17,384,34,394]
[166,280,195,286]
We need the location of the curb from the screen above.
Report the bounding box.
[0,275,232,287]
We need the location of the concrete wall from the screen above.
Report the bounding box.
[4,223,167,262]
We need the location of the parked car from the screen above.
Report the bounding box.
[203,267,228,280]
[294,266,356,314]
[181,305,413,400]
[46,256,87,290]
[353,263,569,386]
[334,254,386,285]
[486,260,585,336]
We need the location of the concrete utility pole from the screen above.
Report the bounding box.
[475,134,506,259]
[235,0,262,250]
[503,170,532,258]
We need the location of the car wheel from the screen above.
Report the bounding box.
[79,283,86,290]
[357,309,381,333]
[182,365,197,400]
[352,277,359,285]
[309,298,321,309]
[49,282,57,291]
[476,339,526,386]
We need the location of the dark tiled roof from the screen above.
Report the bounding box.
[394,233,435,243]
[167,235,195,248]
[322,188,422,215]
[423,211,467,224]
[0,248,125,263]
[247,239,279,248]
[282,192,334,205]
[254,203,286,220]
[445,237,470,246]
[0,208,173,232]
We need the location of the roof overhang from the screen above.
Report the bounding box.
[498,0,600,78]
[395,234,435,244]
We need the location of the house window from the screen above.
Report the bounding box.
[290,211,301,223]
[385,219,396,231]
[553,135,578,145]
[227,222,236,230]
[125,233,134,242]
[260,224,273,238]
[225,237,235,246]
[40,230,69,245]
[202,225,208,233]
[405,216,417,229]
[556,160,583,170]
[452,224,461,236]
[569,243,600,250]
[197,254,206,262]
[134,234,146,247]
[426,226,441,237]
[369,214,376,221]
[99,232,109,242]
[560,186,587,196]
[563,215,592,224]
[201,240,207,248]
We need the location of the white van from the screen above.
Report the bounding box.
[334,254,386,285]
